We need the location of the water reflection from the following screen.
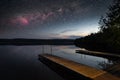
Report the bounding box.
[98,60,113,69]
[0,46,65,80]
[0,45,119,80]
[51,45,118,70]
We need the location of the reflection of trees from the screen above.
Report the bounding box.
[98,60,113,70]
[98,58,120,77]
[98,58,120,70]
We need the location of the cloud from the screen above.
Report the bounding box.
[41,32,81,39]
[60,29,75,33]
[60,29,76,34]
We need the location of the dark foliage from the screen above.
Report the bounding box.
[0,39,74,45]
[75,0,120,54]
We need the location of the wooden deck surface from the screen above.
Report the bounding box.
[40,54,120,80]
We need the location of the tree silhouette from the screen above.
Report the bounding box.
[99,0,120,30]
[75,0,120,54]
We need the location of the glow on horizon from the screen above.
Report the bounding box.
[58,22,99,38]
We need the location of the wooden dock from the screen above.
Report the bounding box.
[76,49,120,59]
[39,54,120,80]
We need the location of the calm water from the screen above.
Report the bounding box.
[0,45,116,80]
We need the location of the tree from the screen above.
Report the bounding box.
[75,0,120,53]
[99,0,120,53]
[99,0,120,31]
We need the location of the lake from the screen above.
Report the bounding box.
[0,45,117,80]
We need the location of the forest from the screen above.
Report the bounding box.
[75,0,120,54]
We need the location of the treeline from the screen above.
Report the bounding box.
[0,39,74,45]
[75,0,120,54]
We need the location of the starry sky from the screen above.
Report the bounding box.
[0,0,113,39]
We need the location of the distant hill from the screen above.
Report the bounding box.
[0,39,74,45]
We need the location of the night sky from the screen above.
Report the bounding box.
[0,0,113,39]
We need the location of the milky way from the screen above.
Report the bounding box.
[0,0,113,39]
